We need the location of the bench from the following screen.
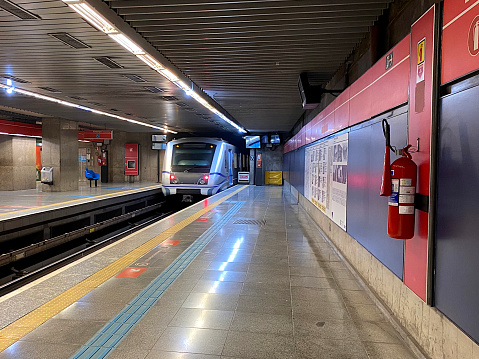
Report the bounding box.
[85,167,100,187]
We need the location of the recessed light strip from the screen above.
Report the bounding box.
[0,83,177,134]
[62,0,246,134]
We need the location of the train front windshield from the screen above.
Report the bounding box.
[171,143,217,172]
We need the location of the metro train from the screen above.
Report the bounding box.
[161,137,247,197]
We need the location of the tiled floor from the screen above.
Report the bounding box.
[0,185,418,359]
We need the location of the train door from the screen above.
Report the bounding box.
[228,149,233,185]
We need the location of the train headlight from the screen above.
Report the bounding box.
[198,174,209,185]
[170,173,178,184]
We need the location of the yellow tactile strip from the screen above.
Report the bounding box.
[0,185,162,217]
[0,185,248,352]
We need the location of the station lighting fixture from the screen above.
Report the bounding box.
[0,82,177,134]
[62,0,246,134]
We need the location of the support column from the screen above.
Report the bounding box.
[41,118,78,192]
[0,135,36,190]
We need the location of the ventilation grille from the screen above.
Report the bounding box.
[94,56,123,69]
[176,102,187,107]
[122,74,146,83]
[233,219,265,226]
[2,75,30,83]
[0,0,41,20]
[160,96,178,101]
[144,86,165,93]
[49,32,90,49]
[38,87,61,93]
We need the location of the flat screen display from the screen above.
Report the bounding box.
[271,134,280,144]
[245,136,260,148]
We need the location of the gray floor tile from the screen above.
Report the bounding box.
[207,261,250,272]
[293,300,351,320]
[241,282,291,298]
[169,308,234,330]
[152,327,228,355]
[0,341,80,359]
[336,278,364,291]
[52,300,126,321]
[291,287,343,303]
[295,337,369,359]
[290,275,337,289]
[293,315,360,341]
[222,331,295,359]
[355,321,403,343]
[182,293,239,311]
[244,272,290,286]
[289,265,333,278]
[146,352,220,359]
[155,290,190,309]
[230,311,293,336]
[236,295,292,315]
[108,348,150,359]
[191,280,243,294]
[200,270,247,282]
[363,342,417,359]
[340,290,375,305]
[347,304,387,323]
[20,318,105,345]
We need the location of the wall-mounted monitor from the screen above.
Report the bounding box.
[261,135,269,144]
[245,135,260,148]
[271,134,280,144]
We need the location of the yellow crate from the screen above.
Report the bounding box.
[265,171,283,185]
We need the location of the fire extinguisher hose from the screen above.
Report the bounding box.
[380,119,393,196]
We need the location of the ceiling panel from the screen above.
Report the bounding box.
[0,0,393,136]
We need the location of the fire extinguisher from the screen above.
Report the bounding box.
[97,156,102,166]
[380,119,417,240]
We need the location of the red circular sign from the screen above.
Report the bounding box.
[468,15,479,56]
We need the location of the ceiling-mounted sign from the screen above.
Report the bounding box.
[78,130,113,141]
[152,134,167,142]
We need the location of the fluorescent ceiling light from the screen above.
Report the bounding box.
[63,0,117,34]
[109,33,144,55]
[62,0,246,133]
[0,83,177,134]
[159,69,179,82]
[136,54,164,71]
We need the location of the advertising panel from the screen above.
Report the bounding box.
[304,133,348,230]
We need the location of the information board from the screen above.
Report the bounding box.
[304,133,348,230]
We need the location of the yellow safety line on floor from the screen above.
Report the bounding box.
[0,185,162,217]
[0,185,248,352]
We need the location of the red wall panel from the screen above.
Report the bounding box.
[442,0,479,84]
[404,5,437,302]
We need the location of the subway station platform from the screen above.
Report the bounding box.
[0,182,162,220]
[0,185,418,359]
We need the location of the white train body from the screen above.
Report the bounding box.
[161,137,239,196]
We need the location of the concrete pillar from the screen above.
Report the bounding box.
[0,135,36,190]
[41,118,78,192]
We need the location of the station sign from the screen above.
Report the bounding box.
[78,130,113,142]
[238,172,250,183]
